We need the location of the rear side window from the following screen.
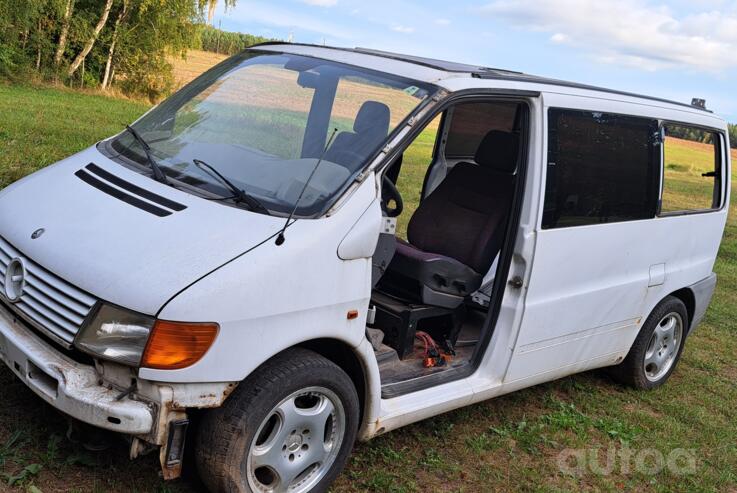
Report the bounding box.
[661,124,722,213]
[543,109,660,229]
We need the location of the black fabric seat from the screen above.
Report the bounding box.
[324,101,391,171]
[380,130,519,308]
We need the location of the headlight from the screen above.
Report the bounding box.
[75,304,219,369]
[75,304,154,366]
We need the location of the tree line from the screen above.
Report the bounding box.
[198,25,271,56]
[0,0,273,100]
[1,1,736,139]
[667,123,736,149]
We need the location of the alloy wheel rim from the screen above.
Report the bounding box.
[643,312,683,382]
[246,386,345,493]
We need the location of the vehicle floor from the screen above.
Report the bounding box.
[376,307,486,386]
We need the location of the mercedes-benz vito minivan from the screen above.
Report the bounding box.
[0,43,730,492]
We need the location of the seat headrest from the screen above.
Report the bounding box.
[474,130,519,173]
[354,101,391,134]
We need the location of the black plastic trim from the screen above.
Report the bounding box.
[85,163,187,211]
[685,273,717,334]
[75,170,172,217]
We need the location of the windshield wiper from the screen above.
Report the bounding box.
[193,159,270,215]
[124,125,169,185]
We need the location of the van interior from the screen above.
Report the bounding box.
[366,100,527,390]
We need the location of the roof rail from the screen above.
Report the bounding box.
[246,42,714,114]
[473,72,713,113]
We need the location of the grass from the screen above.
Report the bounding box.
[0,83,737,492]
[0,84,148,188]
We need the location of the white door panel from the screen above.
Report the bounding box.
[506,93,728,383]
[508,212,724,382]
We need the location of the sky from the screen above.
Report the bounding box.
[212,0,737,122]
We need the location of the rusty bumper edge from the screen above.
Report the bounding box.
[0,305,154,435]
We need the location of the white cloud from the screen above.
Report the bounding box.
[434,18,451,26]
[392,25,415,33]
[480,0,737,72]
[550,32,568,44]
[301,0,338,6]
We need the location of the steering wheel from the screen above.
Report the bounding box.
[381,174,404,218]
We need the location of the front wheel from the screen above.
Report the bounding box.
[609,296,688,390]
[196,348,360,493]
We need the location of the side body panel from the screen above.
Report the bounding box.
[505,92,729,383]
[362,85,729,438]
[143,176,382,385]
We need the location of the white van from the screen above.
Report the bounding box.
[0,43,730,492]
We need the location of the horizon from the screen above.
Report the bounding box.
[211,0,737,123]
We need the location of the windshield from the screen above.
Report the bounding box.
[107,51,435,216]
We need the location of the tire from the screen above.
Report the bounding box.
[195,348,360,493]
[609,296,688,390]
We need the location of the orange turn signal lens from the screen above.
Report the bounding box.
[141,321,219,370]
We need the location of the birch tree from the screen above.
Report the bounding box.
[52,0,74,66]
[101,0,128,89]
[67,0,114,77]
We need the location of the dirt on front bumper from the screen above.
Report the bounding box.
[0,303,155,434]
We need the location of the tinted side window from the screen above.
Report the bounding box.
[661,124,722,213]
[543,109,660,229]
[445,102,518,157]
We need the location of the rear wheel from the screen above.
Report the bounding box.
[196,348,359,493]
[610,296,688,390]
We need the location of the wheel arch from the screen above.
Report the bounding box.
[623,290,693,359]
[667,287,696,332]
[297,338,369,424]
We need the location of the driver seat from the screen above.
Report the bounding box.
[324,101,391,171]
[379,130,519,309]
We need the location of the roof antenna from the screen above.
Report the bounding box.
[275,127,339,246]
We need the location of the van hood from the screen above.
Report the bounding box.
[0,146,283,315]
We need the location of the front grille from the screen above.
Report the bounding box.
[0,236,97,347]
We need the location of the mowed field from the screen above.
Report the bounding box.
[0,83,736,492]
[170,50,228,88]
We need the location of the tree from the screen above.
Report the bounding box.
[207,0,216,24]
[101,0,128,88]
[728,123,737,149]
[53,0,74,66]
[114,0,204,99]
[67,0,114,77]
[204,0,236,24]
[0,0,246,97]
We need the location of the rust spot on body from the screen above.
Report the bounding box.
[161,462,183,480]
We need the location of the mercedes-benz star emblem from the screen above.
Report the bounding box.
[31,228,45,240]
[4,258,26,303]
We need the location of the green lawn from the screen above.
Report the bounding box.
[0,84,736,492]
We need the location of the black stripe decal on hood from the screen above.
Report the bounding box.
[75,170,172,217]
[85,163,186,211]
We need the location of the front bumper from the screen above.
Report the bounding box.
[0,303,154,435]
